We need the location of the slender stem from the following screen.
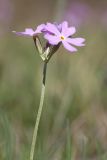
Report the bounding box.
[30,62,47,160]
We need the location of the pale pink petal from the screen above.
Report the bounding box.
[67,38,85,46]
[35,24,45,33]
[68,27,76,35]
[57,23,62,32]
[12,31,31,36]
[45,23,60,36]
[54,22,62,32]
[44,34,60,45]
[62,41,77,52]
[12,28,34,36]
[25,28,34,35]
[61,21,68,33]
[61,22,76,38]
[62,27,76,37]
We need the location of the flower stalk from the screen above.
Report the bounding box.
[30,62,47,160]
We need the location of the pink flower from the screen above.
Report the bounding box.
[44,21,85,52]
[12,24,45,36]
[13,21,85,55]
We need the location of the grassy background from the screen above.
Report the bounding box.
[0,0,107,159]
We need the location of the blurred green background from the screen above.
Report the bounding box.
[0,0,107,159]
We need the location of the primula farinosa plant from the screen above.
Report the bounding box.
[13,21,85,160]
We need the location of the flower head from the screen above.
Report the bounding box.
[13,21,85,61]
[44,21,85,52]
[12,24,45,36]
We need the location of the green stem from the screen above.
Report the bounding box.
[30,62,47,160]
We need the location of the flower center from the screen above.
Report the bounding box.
[60,36,65,40]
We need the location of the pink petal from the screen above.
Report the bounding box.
[44,34,60,45]
[61,21,68,33]
[61,21,69,37]
[25,28,34,35]
[62,27,76,37]
[35,24,45,33]
[67,27,76,36]
[12,28,34,36]
[12,31,30,36]
[67,38,85,46]
[62,41,77,52]
[61,22,76,37]
[45,23,60,36]
[57,23,62,32]
[54,22,62,32]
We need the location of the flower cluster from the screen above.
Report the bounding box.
[13,21,85,62]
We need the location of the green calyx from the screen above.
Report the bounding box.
[33,35,61,62]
